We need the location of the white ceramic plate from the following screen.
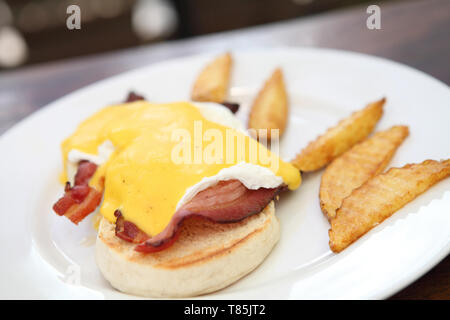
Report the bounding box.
[0,48,449,299]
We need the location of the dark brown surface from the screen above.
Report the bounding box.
[0,0,448,299]
[391,256,450,300]
[174,0,375,36]
[7,0,373,66]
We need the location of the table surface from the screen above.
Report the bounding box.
[0,0,449,299]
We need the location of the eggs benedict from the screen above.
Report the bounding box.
[53,100,301,297]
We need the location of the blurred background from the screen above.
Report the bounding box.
[0,0,387,69]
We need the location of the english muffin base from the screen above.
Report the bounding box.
[95,201,280,298]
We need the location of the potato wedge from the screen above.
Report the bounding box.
[191,52,232,103]
[291,98,385,172]
[248,68,288,140]
[329,159,450,253]
[320,125,409,220]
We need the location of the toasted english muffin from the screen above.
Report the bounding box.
[96,201,279,298]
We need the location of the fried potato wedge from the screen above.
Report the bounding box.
[248,68,288,140]
[291,98,385,172]
[191,52,232,103]
[320,125,409,220]
[329,159,450,252]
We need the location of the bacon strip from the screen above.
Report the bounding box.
[134,180,282,253]
[74,161,98,186]
[114,210,150,244]
[221,102,240,114]
[60,188,103,224]
[53,161,102,224]
[125,91,145,102]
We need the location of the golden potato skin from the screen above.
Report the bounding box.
[248,68,288,140]
[191,52,232,103]
[291,98,385,172]
[320,125,409,220]
[329,159,450,253]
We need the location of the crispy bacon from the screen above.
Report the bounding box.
[114,210,150,244]
[53,161,102,224]
[125,91,145,102]
[74,161,98,186]
[113,209,179,253]
[59,188,103,224]
[135,230,181,253]
[134,180,282,253]
[221,101,240,114]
